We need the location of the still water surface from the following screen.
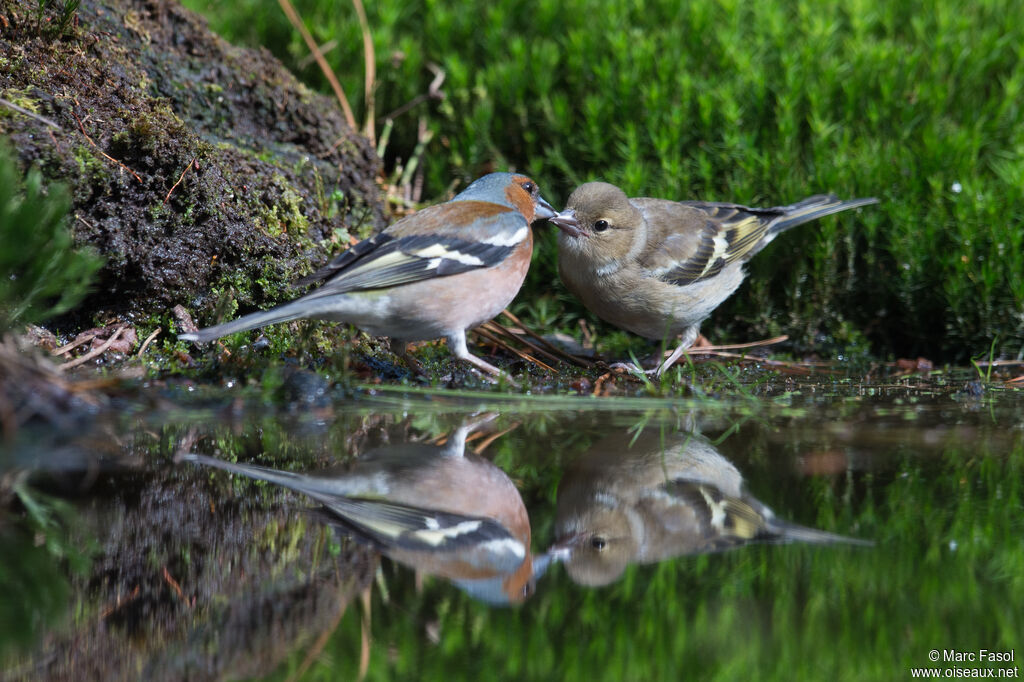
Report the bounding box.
[2,373,1021,680]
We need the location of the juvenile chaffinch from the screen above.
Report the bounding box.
[179,173,556,376]
[550,182,878,374]
[183,417,547,604]
[550,426,871,586]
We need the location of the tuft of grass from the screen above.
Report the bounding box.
[33,0,81,38]
[0,144,104,331]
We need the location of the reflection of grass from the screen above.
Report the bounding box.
[180,0,1024,363]
[0,483,92,665]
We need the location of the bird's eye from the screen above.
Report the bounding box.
[520,181,536,194]
[591,536,607,550]
[594,219,610,232]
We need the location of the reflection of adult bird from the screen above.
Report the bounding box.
[552,427,871,586]
[180,173,556,376]
[184,418,546,604]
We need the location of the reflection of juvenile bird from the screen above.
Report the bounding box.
[552,427,871,586]
[180,173,556,376]
[184,419,546,604]
[550,182,878,374]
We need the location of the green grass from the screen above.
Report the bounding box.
[0,144,103,330]
[179,0,1024,364]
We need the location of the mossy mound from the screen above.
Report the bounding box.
[0,0,385,329]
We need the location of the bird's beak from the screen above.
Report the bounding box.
[546,531,587,559]
[548,209,586,238]
[533,195,557,222]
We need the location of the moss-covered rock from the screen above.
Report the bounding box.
[0,0,385,330]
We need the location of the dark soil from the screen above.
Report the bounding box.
[0,0,385,330]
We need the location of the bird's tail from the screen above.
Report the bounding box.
[182,453,357,500]
[183,453,312,488]
[769,195,879,235]
[178,299,312,343]
[766,516,875,547]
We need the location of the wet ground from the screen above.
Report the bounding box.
[1,370,1021,681]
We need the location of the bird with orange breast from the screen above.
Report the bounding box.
[184,416,548,604]
[180,173,556,377]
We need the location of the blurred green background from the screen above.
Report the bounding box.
[181,0,1024,363]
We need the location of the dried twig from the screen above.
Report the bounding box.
[683,349,834,374]
[666,335,790,355]
[500,309,594,368]
[162,566,185,601]
[59,325,126,371]
[351,0,375,141]
[288,581,353,682]
[137,326,162,357]
[472,423,519,455]
[71,111,143,183]
[383,63,447,122]
[100,585,140,620]
[358,586,372,682]
[0,97,60,129]
[473,325,556,373]
[297,39,338,69]
[592,371,613,396]
[277,0,356,131]
[163,157,196,204]
[52,330,100,356]
[481,321,575,370]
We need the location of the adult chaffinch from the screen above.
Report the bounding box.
[180,172,556,376]
[183,417,548,605]
[549,182,878,374]
[550,426,871,587]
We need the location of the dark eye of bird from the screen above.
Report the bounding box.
[594,219,610,232]
[591,536,607,550]
[520,181,535,194]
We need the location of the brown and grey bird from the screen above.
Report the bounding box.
[550,182,878,374]
[550,426,872,587]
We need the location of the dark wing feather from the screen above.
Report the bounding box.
[315,497,516,553]
[296,209,526,296]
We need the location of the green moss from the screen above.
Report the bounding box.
[0,88,40,117]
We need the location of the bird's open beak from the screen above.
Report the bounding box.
[533,196,557,222]
[548,209,586,238]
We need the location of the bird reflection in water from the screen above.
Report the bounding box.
[550,426,871,586]
[184,415,548,604]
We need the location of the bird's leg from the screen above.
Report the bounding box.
[446,332,517,386]
[654,326,700,376]
[442,413,500,457]
[389,338,424,374]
